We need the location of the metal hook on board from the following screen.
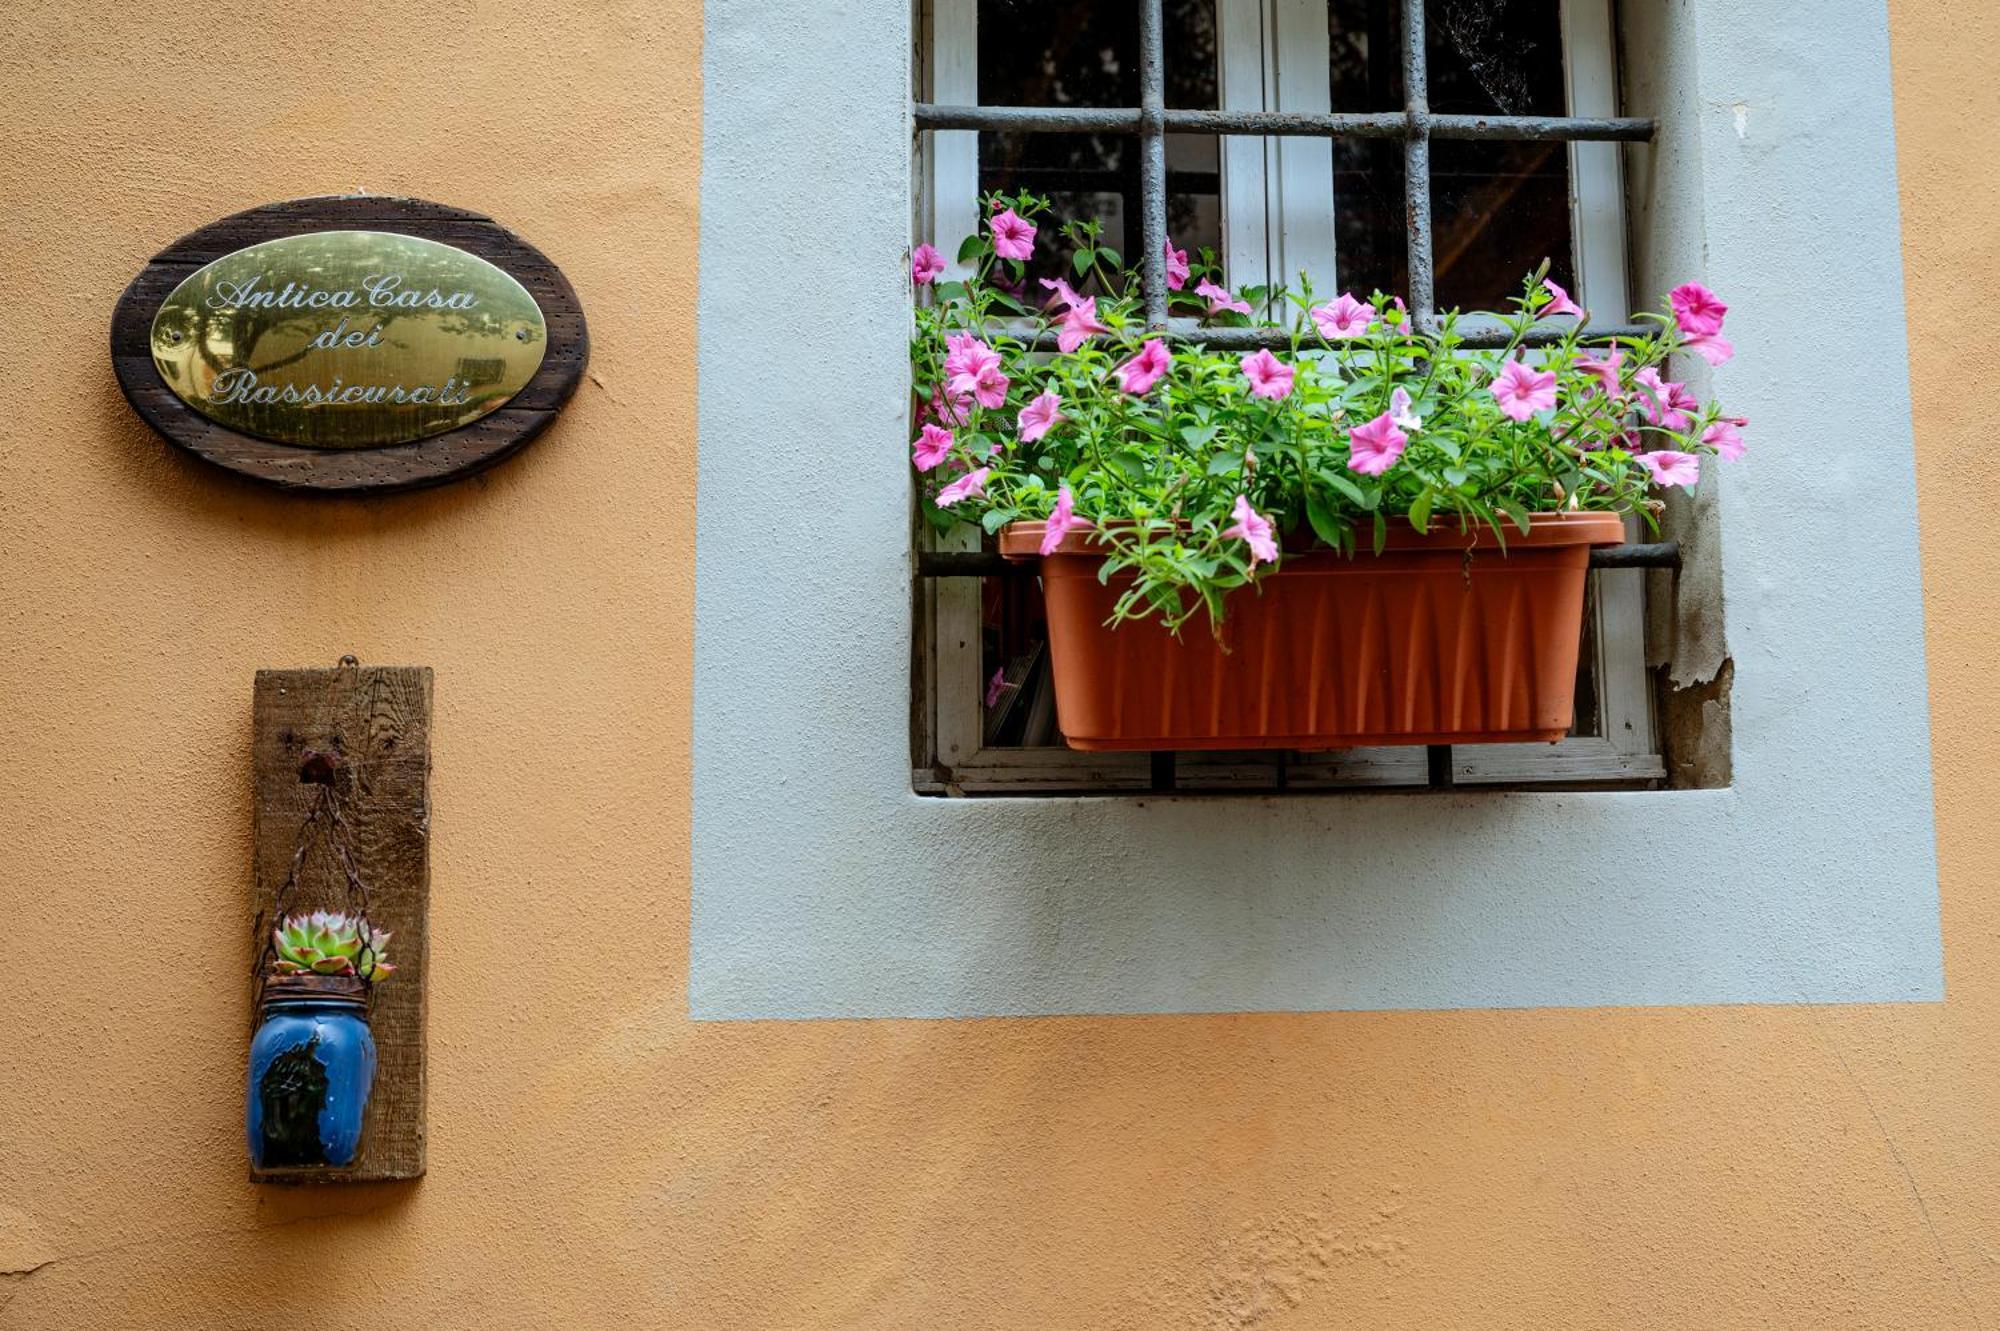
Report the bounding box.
[298,749,343,786]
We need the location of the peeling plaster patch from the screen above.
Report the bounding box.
[0,1205,403,1303]
[1147,1191,1413,1331]
[1663,658,1734,790]
[1733,101,1750,137]
[0,1208,53,1280]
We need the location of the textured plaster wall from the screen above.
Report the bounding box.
[1,3,1997,1331]
[0,0,701,1323]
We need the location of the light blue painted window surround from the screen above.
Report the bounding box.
[692,0,1942,1019]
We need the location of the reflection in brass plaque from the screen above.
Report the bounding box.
[150,231,548,449]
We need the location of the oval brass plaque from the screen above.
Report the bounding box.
[149,230,548,449]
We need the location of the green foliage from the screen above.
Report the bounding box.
[913,193,1739,634]
[272,911,396,982]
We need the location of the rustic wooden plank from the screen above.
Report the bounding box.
[115,389,564,493]
[158,221,553,267]
[252,664,431,1182]
[1450,735,1666,786]
[110,195,588,492]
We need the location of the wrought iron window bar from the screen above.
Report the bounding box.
[914,0,1658,349]
[917,544,1679,577]
[913,0,1677,790]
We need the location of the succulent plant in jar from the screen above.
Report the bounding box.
[247,911,396,1172]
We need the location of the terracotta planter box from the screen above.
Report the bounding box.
[998,512,1626,751]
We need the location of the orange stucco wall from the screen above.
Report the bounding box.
[1,1,1995,1327]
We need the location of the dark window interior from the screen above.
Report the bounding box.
[975,0,1222,288]
[1331,0,1576,310]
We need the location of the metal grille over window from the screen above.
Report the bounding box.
[917,0,1656,347]
[912,0,1678,795]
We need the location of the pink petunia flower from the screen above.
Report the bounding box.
[1664,382,1700,430]
[1311,292,1374,340]
[936,466,991,507]
[1221,494,1279,566]
[985,668,1010,708]
[1036,277,1110,351]
[990,209,1037,261]
[1541,280,1584,318]
[1633,368,1699,432]
[1632,366,1669,408]
[1684,332,1734,367]
[1056,296,1111,353]
[1116,339,1172,395]
[928,383,972,426]
[1669,283,1728,337]
[1702,419,1746,461]
[1346,411,1409,476]
[912,244,946,285]
[1164,240,1190,291]
[1195,280,1251,317]
[948,360,1011,410]
[1388,386,1422,433]
[1490,360,1559,421]
[912,422,954,472]
[1039,276,1084,310]
[1038,483,1092,556]
[1576,346,1624,398]
[1634,450,1701,490]
[944,334,998,380]
[1018,391,1063,442]
[1239,349,1295,400]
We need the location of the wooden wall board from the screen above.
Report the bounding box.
[251,663,431,1183]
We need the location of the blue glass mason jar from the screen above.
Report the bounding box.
[246,975,377,1171]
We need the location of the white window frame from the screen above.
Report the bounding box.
[914,0,1661,793]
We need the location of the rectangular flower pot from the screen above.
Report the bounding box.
[998,512,1626,751]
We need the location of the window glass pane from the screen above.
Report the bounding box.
[1328,0,1577,312]
[980,576,1060,746]
[1328,0,1399,111]
[975,0,1220,289]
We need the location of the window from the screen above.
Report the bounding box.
[913,0,1668,794]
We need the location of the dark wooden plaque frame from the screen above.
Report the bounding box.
[111,196,588,494]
